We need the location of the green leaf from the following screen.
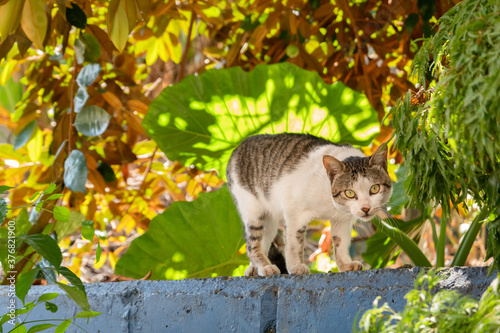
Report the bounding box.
[65,2,87,29]
[58,266,86,294]
[370,218,432,267]
[76,63,101,87]
[81,220,94,242]
[24,234,62,269]
[29,191,39,201]
[53,206,70,222]
[115,187,248,279]
[16,269,39,304]
[15,208,31,236]
[0,198,6,223]
[64,150,87,193]
[96,241,101,263]
[13,120,36,151]
[143,63,379,180]
[46,194,63,200]
[74,310,101,318]
[37,292,59,303]
[43,183,57,195]
[45,301,58,313]
[74,86,88,114]
[10,324,27,333]
[74,105,111,137]
[363,216,426,269]
[55,211,85,240]
[56,282,90,311]
[54,319,71,333]
[80,32,101,63]
[486,217,500,275]
[0,185,13,194]
[27,324,56,333]
[0,77,22,113]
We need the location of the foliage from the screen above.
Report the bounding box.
[0,185,100,332]
[143,62,379,179]
[390,0,500,271]
[0,293,101,333]
[354,269,500,333]
[0,0,471,287]
[118,61,380,279]
[115,187,247,279]
[364,215,429,269]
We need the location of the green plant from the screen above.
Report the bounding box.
[0,294,100,333]
[117,62,380,279]
[0,184,101,332]
[354,269,500,333]
[375,0,500,271]
[143,62,380,180]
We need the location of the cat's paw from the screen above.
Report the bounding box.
[339,261,364,272]
[244,264,258,277]
[257,264,281,277]
[288,263,310,275]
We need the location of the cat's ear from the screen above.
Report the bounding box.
[323,155,344,182]
[369,144,388,170]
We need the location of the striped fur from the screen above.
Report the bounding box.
[227,133,392,277]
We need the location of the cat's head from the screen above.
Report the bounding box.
[322,145,392,221]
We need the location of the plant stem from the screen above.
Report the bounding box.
[371,218,432,267]
[451,208,489,267]
[176,10,195,84]
[436,202,449,267]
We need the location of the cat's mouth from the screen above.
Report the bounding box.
[358,214,374,221]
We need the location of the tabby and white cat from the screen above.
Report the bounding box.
[227,133,392,277]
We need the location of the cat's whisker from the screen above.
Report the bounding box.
[227,133,391,276]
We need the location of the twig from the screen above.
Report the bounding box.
[176,10,196,84]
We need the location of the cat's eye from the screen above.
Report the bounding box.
[345,189,356,198]
[370,184,380,194]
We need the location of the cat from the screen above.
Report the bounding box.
[226,133,392,277]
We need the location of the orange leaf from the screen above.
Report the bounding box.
[102,91,124,111]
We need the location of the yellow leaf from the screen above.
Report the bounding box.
[108,0,129,52]
[27,127,42,162]
[109,251,119,269]
[124,0,138,33]
[164,32,181,64]
[157,38,170,62]
[0,0,26,43]
[116,214,135,235]
[145,38,159,65]
[93,251,107,269]
[21,0,47,49]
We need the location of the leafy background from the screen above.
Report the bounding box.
[0,0,494,291]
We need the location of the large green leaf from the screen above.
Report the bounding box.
[23,234,62,269]
[143,63,379,179]
[363,216,427,269]
[115,187,248,279]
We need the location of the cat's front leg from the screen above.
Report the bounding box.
[331,219,364,272]
[284,224,310,275]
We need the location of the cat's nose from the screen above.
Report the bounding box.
[361,207,370,214]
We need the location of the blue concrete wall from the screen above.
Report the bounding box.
[0,267,495,333]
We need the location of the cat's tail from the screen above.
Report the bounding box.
[268,239,288,274]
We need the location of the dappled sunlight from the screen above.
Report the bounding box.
[165,267,188,280]
[142,63,379,180]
